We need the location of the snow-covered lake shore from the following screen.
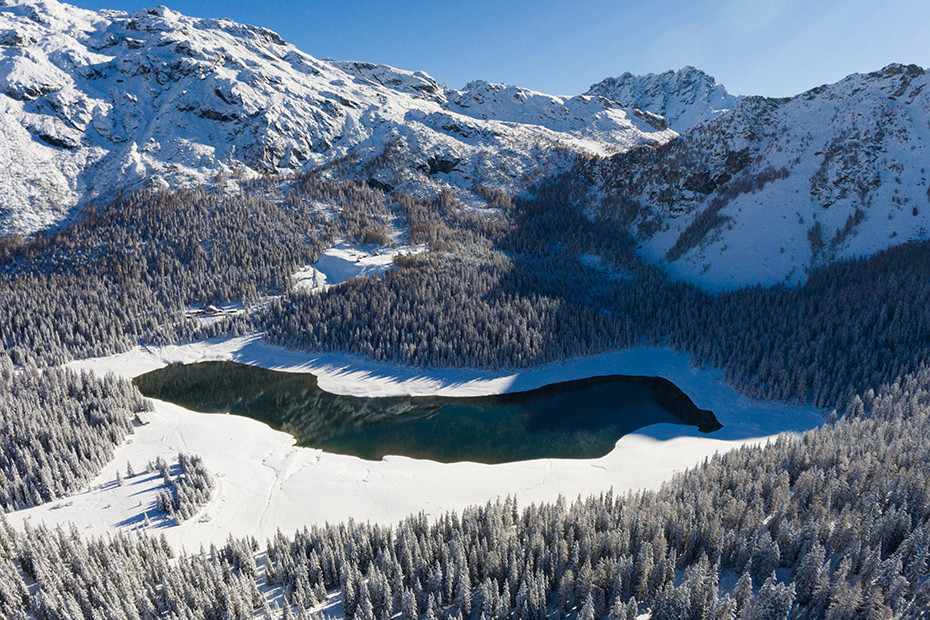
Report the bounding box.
[6,335,825,549]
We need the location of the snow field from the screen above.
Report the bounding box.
[291,241,426,293]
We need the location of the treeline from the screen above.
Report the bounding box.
[0,356,150,511]
[0,171,394,366]
[3,363,930,618]
[3,167,930,409]
[258,173,930,409]
[667,241,930,407]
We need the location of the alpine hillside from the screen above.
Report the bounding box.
[1,0,928,294]
[583,63,930,290]
[0,0,674,236]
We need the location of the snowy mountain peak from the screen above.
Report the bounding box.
[586,66,741,132]
[583,63,930,290]
[0,0,674,236]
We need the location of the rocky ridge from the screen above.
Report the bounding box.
[582,63,930,289]
[0,0,674,235]
[586,66,741,132]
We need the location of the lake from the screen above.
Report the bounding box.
[133,362,721,464]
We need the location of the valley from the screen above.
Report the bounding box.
[0,0,929,617]
[8,335,822,552]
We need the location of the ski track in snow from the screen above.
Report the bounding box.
[258,448,304,531]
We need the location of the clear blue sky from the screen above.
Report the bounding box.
[68,0,930,97]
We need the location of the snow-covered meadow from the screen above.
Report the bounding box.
[291,242,426,293]
[7,335,825,550]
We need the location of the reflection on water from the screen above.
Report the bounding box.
[134,362,721,464]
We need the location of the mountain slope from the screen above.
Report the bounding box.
[585,66,741,132]
[0,0,674,236]
[583,63,930,290]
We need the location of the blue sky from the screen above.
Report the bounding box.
[69,0,930,97]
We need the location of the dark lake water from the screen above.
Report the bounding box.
[133,362,721,464]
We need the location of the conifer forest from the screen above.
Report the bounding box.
[2,1,930,618]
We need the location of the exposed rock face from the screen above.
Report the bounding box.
[586,66,741,132]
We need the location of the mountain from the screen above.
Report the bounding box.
[0,0,673,236]
[3,0,928,297]
[582,63,930,290]
[585,66,741,132]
